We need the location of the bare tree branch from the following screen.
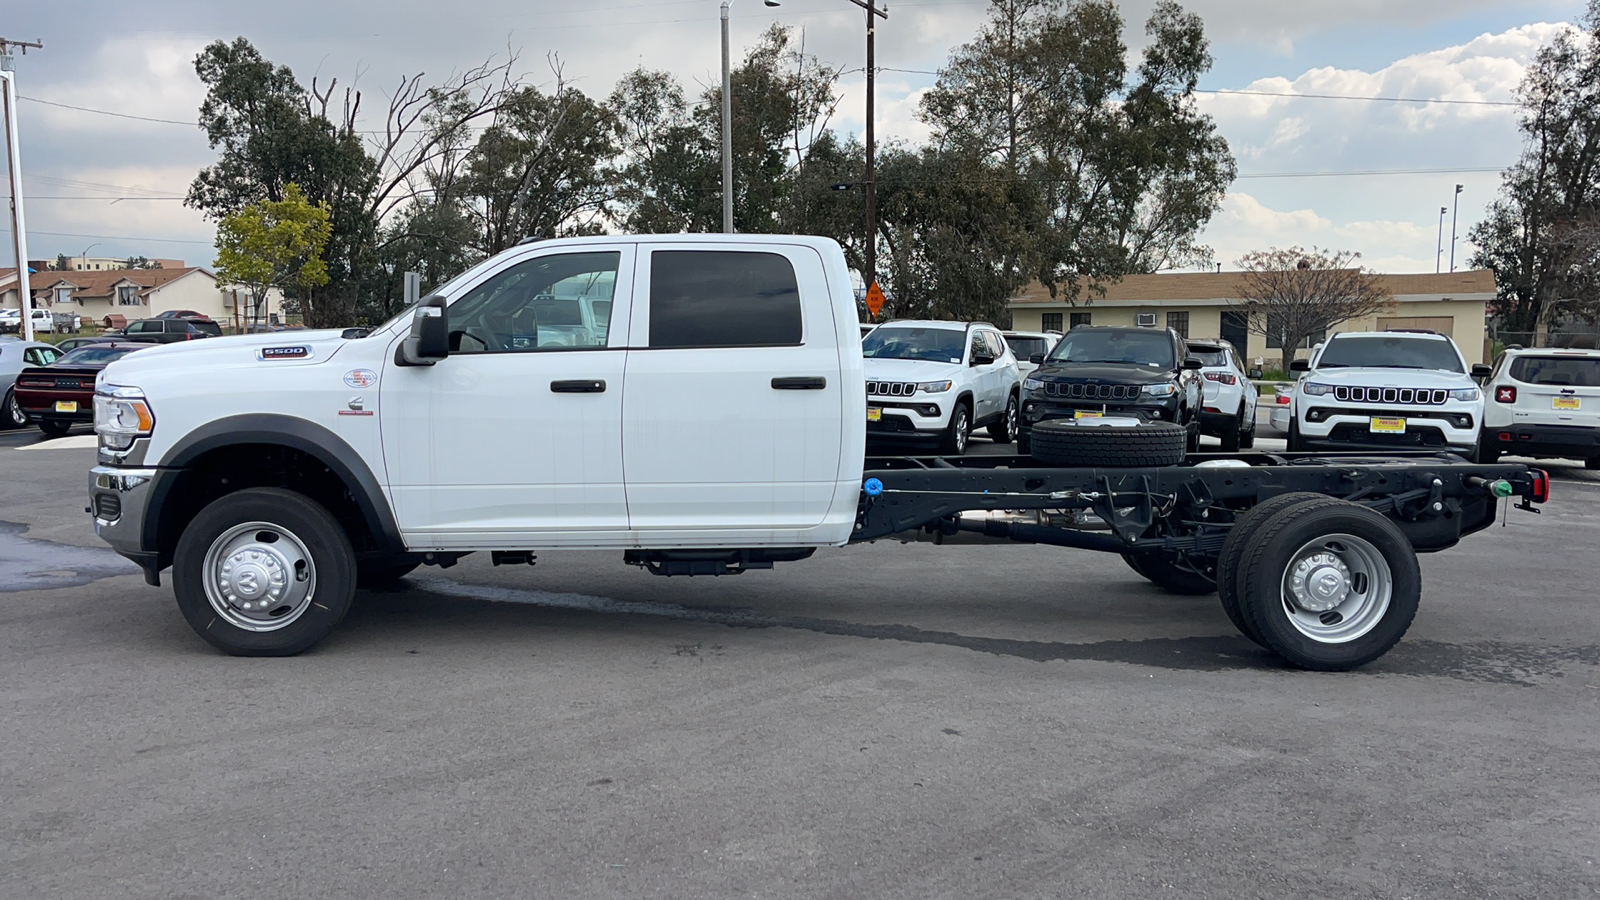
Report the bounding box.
[1230,246,1395,372]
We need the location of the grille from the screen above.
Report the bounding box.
[866,381,917,397]
[1044,382,1139,401]
[1333,386,1448,405]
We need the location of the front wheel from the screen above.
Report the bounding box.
[1235,499,1421,671]
[1286,419,1304,453]
[1124,551,1217,595]
[940,403,971,455]
[172,487,357,656]
[986,393,1019,443]
[39,419,72,438]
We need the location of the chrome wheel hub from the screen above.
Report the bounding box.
[1288,551,1351,612]
[1277,533,1393,644]
[202,522,316,632]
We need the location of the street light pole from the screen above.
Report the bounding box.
[721,0,780,234]
[1,37,42,343]
[845,0,888,292]
[1436,206,1447,274]
[1449,183,1463,272]
[79,242,100,269]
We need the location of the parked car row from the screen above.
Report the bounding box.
[0,308,82,334]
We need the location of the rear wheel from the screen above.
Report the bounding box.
[1218,405,1243,453]
[172,487,356,656]
[38,419,72,437]
[940,403,972,455]
[1239,405,1257,449]
[2,389,25,430]
[987,393,1019,443]
[1124,551,1217,595]
[1236,500,1421,671]
[1216,493,1343,647]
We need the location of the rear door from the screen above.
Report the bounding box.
[622,242,844,533]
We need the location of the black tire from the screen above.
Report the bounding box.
[2,388,26,430]
[172,487,357,656]
[1216,493,1344,647]
[940,402,972,455]
[1029,420,1187,467]
[1236,500,1421,671]
[986,393,1018,443]
[1239,406,1257,449]
[1219,406,1243,453]
[1477,445,1500,463]
[38,419,72,437]
[1125,551,1217,595]
[1585,456,1599,470]
[1017,431,1031,455]
[1185,417,1202,454]
[357,556,422,588]
[1286,418,1304,452]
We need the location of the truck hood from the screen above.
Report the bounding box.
[100,329,356,385]
[863,357,966,382]
[1306,367,1473,388]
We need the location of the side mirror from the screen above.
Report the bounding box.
[1029,354,1045,365]
[1289,359,1310,373]
[1247,367,1264,379]
[971,353,995,367]
[1182,357,1204,370]
[395,294,449,367]
[1470,363,1492,380]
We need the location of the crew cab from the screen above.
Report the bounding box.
[861,320,1020,454]
[86,234,1549,672]
[1480,346,1600,467]
[1018,326,1203,454]
[1286,331,1489,457]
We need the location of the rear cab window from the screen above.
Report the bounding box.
[647,250,802,348]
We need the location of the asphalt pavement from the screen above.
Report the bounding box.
[2,426,1599,898]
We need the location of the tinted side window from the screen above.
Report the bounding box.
[649,251,801,349]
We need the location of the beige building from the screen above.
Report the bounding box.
[1,267,283,328]
[1009,269,1495,366]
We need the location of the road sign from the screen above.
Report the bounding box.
[864,281,885,318]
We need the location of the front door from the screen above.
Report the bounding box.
[621,243,845,535]
[381,245,635,547]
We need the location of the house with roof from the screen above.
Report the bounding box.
[1008,269,1496,365]
[2,267,282,328]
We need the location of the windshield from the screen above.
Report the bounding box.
[56,346,144,366]
[1509,355,1600,386]
[861,327,967,363]
[1186,346,1228,367]
[1316,336,1463,373]
[1005,336,1049,360]
[1046,330,1175,368]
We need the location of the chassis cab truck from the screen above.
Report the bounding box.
[88,235,1548,671]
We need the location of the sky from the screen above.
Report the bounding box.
[0,0,1589,275]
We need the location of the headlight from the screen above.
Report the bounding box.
[95,386,155,452]
[1449,387,1481,401]
[1142,383,1176,397]
[1302,382,1335,396]
[916,380,953,393]
[1023,377,1044,391]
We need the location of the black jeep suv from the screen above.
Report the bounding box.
[1018,326,1205,453]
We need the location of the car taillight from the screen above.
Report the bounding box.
[1276,395,1290,404]
[18,377,51,388]
[1530,468,1550,504]
[79,380,97,390]
[1202,372,1237,384]
[1495,386,1516,403]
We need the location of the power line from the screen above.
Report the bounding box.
[0,227,213,245]
[1198,87,1518,107]
[18,95,193,125]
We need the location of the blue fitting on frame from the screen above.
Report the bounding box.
[863,478,884,496]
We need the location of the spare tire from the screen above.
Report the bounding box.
[1029,419,1187,467]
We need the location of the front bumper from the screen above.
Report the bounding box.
[1483,423,1600,459]
[1297,407,1478,453]
[1020,394,1181,433]
[88,466,161,584]
[866,396,951,439]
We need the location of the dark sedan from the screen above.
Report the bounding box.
[14,343,153,437]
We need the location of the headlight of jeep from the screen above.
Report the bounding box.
[1023,377,1044,391]
[1142,383,1176,397]
[1449,387,1481,401]
[1302,382,1335,396]
[94,386,155,452]
[916,380,953,393]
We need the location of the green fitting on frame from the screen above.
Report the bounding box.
[1491,480,1514,498]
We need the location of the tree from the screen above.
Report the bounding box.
[1230,247,1394,373]
[213,184,334,328]
[52,253,70,271]
[1470,0,1600,339]
[920,0,1234,304]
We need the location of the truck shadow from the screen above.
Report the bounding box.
[347,576,1598,685]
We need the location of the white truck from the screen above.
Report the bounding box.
[88,235,1549,670]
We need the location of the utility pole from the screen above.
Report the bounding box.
[721,0,781,234]
[1,37,42,342]
[1449,183,1463,272]
[846,0,888,293]
[1436,206,1447,274]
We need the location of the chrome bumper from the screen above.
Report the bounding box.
[89,466,159,557]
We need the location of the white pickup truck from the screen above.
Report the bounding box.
[88,234,1549,670]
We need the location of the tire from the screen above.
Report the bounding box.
[986,393,1018,443]
[2,389,26,430]
[172,487,357,656]
[1029,419,1187,467]
[38,419,72,438]
[357,556,422,588]
[940,402,972,456]
[1125,551,1217,595]
[1216,493,1344,647]
[1219,406,1243,453]
[1239,407,1256,449]
[1017,431,1031,455]
[1586,456,1599,471]
[1286,418,1304,453]
[1236,500,1421,671]
[1185,417,1202,454]
[1478,446,1500,463]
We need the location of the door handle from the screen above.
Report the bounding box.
[772,376,827,390]
[550,379,606,393]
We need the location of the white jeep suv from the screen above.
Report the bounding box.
[862,320,1021,454]
[1480,346,1600,467]
[1287,331,1489,457]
